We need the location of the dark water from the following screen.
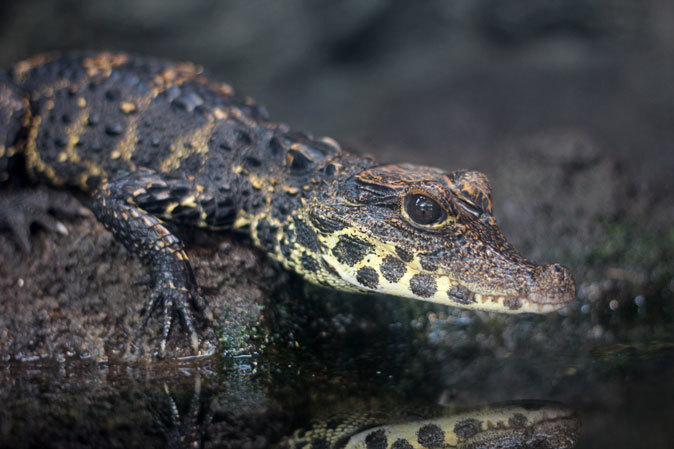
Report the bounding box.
[2,284,673,448]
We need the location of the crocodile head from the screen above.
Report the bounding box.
[309,163,575,313]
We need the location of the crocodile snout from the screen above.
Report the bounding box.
[528,263,576,310]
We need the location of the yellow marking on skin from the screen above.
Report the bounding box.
[23,114,62,185]
[154,226,171,238]
[213,107,228,120]
[13,53,57,83]
[29,79,78,104]
[247,174,276,193]
[83,52,129,78]
[56,107,108,190]
[120,101,137,114]
[231,164,245,175]
[159,120,216,171]
[77,97,86,108]
[151,62,202,96]
[111,117,139,164]
[228,107,260,129]
[180,195,197,208]
[165,203,179,214]
[196,77,234,96]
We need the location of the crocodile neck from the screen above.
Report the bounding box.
[231,129,375,288]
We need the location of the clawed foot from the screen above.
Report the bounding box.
[139,273,214,356]
[0,187,89,252]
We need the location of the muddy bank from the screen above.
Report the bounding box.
[0,212,286,361]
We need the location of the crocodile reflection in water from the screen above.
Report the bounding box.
[148,377,580,449]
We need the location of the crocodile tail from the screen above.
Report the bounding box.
[0,71,28,182]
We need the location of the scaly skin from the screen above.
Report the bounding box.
[0,52,576,352]
[280,400,580,449]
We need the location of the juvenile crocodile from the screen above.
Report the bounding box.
[0,52,575,352]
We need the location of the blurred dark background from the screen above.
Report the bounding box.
[1,0,672,184]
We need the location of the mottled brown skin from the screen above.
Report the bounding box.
[0,52,575,353]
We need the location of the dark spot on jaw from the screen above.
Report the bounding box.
[410,274,437,298]
[417,423,445,448]
[504,297,522,310]
[508,413,528,428]
[365,429,387,449]
[326,418,341,430]
[332,235,373,267]
[380,255,406,283]
[356,266,379,289]
[294,218,320,252]
[301,253,320,273]
[453,418,481,439]
[418,253,438,272]
[391,439,414,449]
[395,246,413,262]
[448,285,475,304]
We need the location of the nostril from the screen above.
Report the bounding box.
[529,263,576,306]
[544,263,570,281]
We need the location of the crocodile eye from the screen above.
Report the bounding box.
[404,194,445,225]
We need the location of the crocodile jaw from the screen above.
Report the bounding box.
[321,241,576,314]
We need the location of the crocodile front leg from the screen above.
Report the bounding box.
[91,170,214,355]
